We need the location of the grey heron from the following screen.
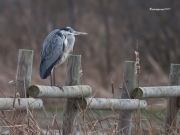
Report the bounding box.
[39,27,87,86]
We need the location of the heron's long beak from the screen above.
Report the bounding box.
[73,31,87,35]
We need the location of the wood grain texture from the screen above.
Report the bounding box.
[16,49,34,98]
[62,55,81,135]
[165,64,180,135]
[117,61,137,135]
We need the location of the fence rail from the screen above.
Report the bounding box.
[28,85,92,98]
[0,98,42,110]
[76,98,147,110]
[132,85,180,98]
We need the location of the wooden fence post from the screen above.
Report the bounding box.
[15,49,33,134]
[165,64,180,134]
[16,49,34,98]
[117,61,137,135]
[63,55,81,135]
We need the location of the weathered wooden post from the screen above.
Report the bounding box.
[63,55,81,135]
[117,61,137,135]
[165,64,180,134]
[16,49,34,98]
[15,49,33,126]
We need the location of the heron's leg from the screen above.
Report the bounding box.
[50,73,53,86]
[53,67,56,86]
[51,67,64,91]
[50,67,55,86]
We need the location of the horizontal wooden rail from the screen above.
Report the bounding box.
[28,85,92,98]
[132,85,180,99]
[0,98,42,110]
[76,98,147,110]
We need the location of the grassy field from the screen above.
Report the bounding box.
[0,104,179,134]
[34,105,174,134]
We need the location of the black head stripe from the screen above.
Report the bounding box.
[60,27,74,32]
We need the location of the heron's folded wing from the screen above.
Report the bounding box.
[40,30,64,79]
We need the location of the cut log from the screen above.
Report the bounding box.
[132,85,180,99]
[28,85,91,98]
[76,98,147,110]
[0,98,42,110]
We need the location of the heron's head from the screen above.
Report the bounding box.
[60,27,87,35]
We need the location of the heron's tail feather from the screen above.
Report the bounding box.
[39,62,53,79]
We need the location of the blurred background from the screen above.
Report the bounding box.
[0,0,179,103]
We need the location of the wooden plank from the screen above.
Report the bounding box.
[28,85,92,98]
[165,64,180,134]
[62,55,81,135]
[132,85,180,99]
[76,98,147,110]
[117,61,137,135]
[0,98,43,110]
[16,49,34,98]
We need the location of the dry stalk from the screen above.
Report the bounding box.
[16,92,20,106]
[135,49,142,134]
[135,51,140,75]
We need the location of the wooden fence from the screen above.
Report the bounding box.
[1,49,180,135]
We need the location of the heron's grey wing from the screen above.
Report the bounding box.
[40,30,64,79]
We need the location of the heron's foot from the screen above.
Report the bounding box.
[54,85,64,91]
